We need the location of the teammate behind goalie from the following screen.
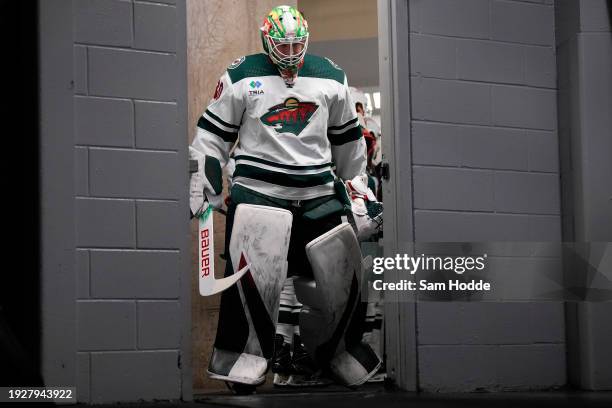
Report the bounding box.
[189,5,383,393]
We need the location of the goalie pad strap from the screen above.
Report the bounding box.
[330,342,381,387]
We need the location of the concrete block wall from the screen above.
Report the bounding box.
[72,0,188,403]
[408,0,565,391]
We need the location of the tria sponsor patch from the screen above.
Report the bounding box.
[248,80,264,96]
[260,97,318,136]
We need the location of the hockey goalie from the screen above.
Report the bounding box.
[189,5,383,394]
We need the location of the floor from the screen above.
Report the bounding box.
[85,384,612,408]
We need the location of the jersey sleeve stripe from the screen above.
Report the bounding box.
[328,125,362,146]
[205,109,241,130]
[234,155,333,171]
[234,163,335,188]
[197,116,238,143]
[235,159,332,175]
[328,117,358,132]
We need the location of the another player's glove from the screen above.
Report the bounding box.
[189,146,224,218]
[344,174,383,240]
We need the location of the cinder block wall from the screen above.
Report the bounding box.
[72,0,189,403]
[408,0,565,391]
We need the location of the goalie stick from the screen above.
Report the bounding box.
[191,159,249,296]
[198,205,250,296]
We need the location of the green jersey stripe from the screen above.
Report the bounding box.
[205,109,240,130]
[198,116,238,143]
[234,155,332,171]
[234,164,334,188]
[328,125,362,146]
[328,117,358,132]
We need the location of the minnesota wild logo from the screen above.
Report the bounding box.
[260,97,318,136]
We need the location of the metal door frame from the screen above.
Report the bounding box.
[39,0,77,388]
[377,0,418,391]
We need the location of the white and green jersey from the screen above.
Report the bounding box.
[191,53,366,200]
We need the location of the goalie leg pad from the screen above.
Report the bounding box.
[209,204,292,385]
[294,223,381,386]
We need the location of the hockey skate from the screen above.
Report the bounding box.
[286,335,332,387]
[272,334,333,388]
[272,334,292,387]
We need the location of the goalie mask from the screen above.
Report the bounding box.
[260,5,309,86]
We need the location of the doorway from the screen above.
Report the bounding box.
[187,0,412,395]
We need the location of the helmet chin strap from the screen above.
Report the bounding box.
[277,59,304,88]
[279,67,297,87]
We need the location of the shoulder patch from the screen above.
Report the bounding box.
[227,53,279,84]
[299,54,345,84]
[324,57,342,71]
[228,56,245,69]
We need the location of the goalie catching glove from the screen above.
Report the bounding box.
[341,174,383,240]
[189,146,224,217]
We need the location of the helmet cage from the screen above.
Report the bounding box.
[264,33,309,71]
